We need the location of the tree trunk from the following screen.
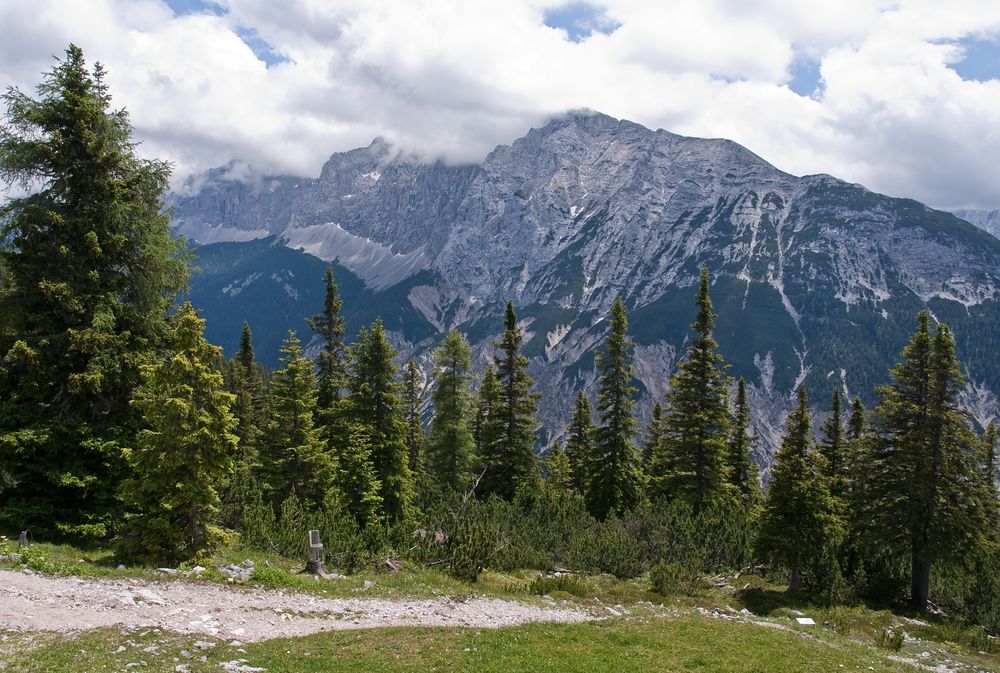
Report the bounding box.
[911,552,931,611]
[787,565,801,593]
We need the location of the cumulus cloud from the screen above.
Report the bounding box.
[2,0,1000,209]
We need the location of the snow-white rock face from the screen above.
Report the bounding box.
[174,111,1000,460]
[953,209,1000,240]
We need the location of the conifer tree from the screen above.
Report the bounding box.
[544,444,574,495]
[847,396,865,442]
[427,330,476,490]
[588,297,642,519]
[336,422,382,527]
[479,302,539,500]
[643,402,665,467]
[238,322,256,373]
[648,268,731,511]
[984,422,997,491]
[727,378,759,504]
[819,389,848,500]
[0,45,189,537]
[308,265,347,409]
[756,388,839,593]
[473,365,499,459]
[403,360,425,475]
[858,313,991,610]
[262,331,334,510]
[565,391,597,494]
[119,304,237,562]
[349,320,413,521]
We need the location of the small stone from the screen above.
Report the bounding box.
[363,580,375,590]
[194,640,216,649]
[179,650,192,659]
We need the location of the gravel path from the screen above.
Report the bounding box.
[0,569,592,641]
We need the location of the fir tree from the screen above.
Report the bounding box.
[857,313,991,610]
[427,330,476,490]
[0,45,189,537]
[307,265,347,409]
[402,359,425,475]
[119,304,237,562]
[847,396,865,443]
[588,297,642,519]
[984,422,997,491]
[565,391,597,494]
[643,402,665,467]
[819,389,848,500]
[727,378,759,504]
[335,422,382,528]
[649,268,731,512]
[544,444,574,496]
[238,322,255,373]
[479,302,539,500]
[349,320,413,521]
[756,388,839,593]
[262,331,334,510]
[473,365,499,460]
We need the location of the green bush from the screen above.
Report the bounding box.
[650,560,699,596]
[445,503,499,583]
[570,518,646,579]
[529,574,589,597]
[873,626,905,651]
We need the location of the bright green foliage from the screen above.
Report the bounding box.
[727,378,759,505]
[118,304,237,562]
[756,387,840,593]
[643,401,664,467]
[857,313,992,610]
[588,297,642,520]
[348,319,413,522]
[0,45,189,537]
[649,268,731,512]
[402,359,425,475]
[427,330,476,491]
[473,365,499,461]
[544,443,574,495]
[334,422,382,528]
[307,265,347,409]
[479,302,539,500]
[820,389,848,500]
[565,391,596,495]
[261,331,334,510]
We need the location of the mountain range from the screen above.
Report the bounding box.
[171,111,1000,463]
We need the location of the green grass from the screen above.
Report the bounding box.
[2,617,923,673]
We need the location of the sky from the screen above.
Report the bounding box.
[2,1,1000,211]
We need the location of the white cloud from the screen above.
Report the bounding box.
[2,0,1000,209]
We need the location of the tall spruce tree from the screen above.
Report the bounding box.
[544,444,574,496]
[336,422,382,528]
[403,359,425,475]
[649,268,731,511]
[756,388,839,593]
[0,45,189,537]
[262,331,333,510]
[565,391,597,495]
[427,330,476,490]
[479,302,539,500]
[858,313,991,610]
[119,304,237,562]
[238,322,255,372]
[727,378,759,505]
[588,297,642,519]
[307,265,347,409]
[473,365,499,461]
[984,422,998,491]
[349,320,413,521]
[819,389,848,500]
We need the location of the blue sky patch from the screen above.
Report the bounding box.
[164,0,224,17]
[788,56,822,97]
[948,36,1000,81]
[235,26,288,67]
[543,2,621,43]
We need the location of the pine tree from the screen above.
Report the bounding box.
[588,297,642,519]
[984,422,997,491]
[643,402,665,467]
[427,330,476,490]
[119,304,237,562]
[473,365,499,460]
[756,388,839,593]
[335,422,382,528]
[307,265,347,409]
[847,396,865,443]
[819,389,848,500]
[649,268,731,512]
[349,320,413,521]
[0,45,189,537]
[238,322,255,373]
[727,378,759,504]
[402,360,425,475]
[544,444,574,496]
[479,302,539,500]
[565,391,597,495]
[262,331,334,510]
[857,313,991,610]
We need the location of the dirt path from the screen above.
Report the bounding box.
[0,569,592,641]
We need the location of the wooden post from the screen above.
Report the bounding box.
[17,530,29,549]
[305,529,326,575]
